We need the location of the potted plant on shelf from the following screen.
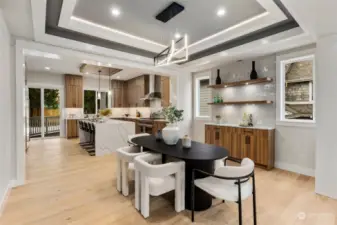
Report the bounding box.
[162,105,184,145]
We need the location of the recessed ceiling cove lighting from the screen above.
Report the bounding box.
[174,33,181,39]
[217,8,226,17]
[261,39,269,44]
[111,8,121,17]
[45,67,51,70]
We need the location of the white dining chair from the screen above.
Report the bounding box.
[191,157,256,225]
[128,133,150,146]
[134,153,185,218]
[116,145,147,196]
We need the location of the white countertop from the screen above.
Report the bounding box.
[205,122,275,130]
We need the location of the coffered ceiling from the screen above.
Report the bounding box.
[39,0,301,63]
[72,0,266,45]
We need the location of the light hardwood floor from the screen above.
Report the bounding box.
[1,138,337,225]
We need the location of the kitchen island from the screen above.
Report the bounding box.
[79,119,135,156]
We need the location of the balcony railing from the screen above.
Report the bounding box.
[29,116,60,138]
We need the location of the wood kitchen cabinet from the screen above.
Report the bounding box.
[161,76,170,107]
[125,75,149,107]
[205,125,275,170]
[205,125,222,146]
[111,80,127,108]
[66,120,78,139]
[65,75,83,108]
[152,121,167,134]
[241,129,256,161]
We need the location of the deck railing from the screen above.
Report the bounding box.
[29,116,60,137]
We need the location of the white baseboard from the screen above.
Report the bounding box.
[275,161,315,177]
[0,181,12,217]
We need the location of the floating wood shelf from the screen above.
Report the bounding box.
[208,100,273,105]
[208,77,273,89]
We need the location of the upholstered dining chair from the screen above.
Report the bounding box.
[116,145,147,196]
[127,133,150,146]
[134,153,185,218]
[191,157,256,225]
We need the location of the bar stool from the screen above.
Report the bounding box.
[134,153,185,218]
[116,145,147,196]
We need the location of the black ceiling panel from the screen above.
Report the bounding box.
[155,2,185,23]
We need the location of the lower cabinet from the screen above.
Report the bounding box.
[67,120,78,139]
[153,121,167,135]
[205,125,275,170]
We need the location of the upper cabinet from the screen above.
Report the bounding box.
[111,75,150,108]
[161,76,170,107]
[111,80,127,108]
[65,75,83,108]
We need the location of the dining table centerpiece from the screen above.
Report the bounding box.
[161,105,184,145]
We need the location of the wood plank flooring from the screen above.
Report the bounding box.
[1,138,337,225]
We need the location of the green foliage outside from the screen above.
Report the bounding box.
[29,88,59,109]
[84,90,96,114]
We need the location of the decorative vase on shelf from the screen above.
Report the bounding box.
[162,123,180,145]
[250,61,258,80]
[216,69,222,84]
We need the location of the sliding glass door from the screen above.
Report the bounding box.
[43,89,60,137]
[28,87,62,139]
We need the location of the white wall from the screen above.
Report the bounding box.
[275,47,316,177]
[83,76,110,91]
[27,71,64,87]
[0,9,13,214]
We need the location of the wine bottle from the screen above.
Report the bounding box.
[250,61,258,80]
[216,69,222,84]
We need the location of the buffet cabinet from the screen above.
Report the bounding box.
[205,125,275,170]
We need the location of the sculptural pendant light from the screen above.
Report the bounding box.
[97,70,101,100]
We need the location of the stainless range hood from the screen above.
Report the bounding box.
[140,75,162,100]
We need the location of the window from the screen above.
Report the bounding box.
[280,54,315,122]
[84,90,96,114]
[84,90,110,114]
[195,75,211,118]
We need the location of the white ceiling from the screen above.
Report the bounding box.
[24,53,154,80]
[73,0,265,45]
[0,0,34,39]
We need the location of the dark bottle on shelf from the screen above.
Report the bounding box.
[250,61,258,80]
[216,69,222,84]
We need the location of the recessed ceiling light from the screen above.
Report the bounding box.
[261,39,269,44]
[174,33,181,39]
[217,8,226,17]
[85,72,89,75]
[45,67,50,70]
[108,63,112,67]
[117,76,120,79]
[97,62,102,66]
[111,8,121,17]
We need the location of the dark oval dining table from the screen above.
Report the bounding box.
[131,135,229,211]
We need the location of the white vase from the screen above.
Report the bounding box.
[162,123,180,145]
